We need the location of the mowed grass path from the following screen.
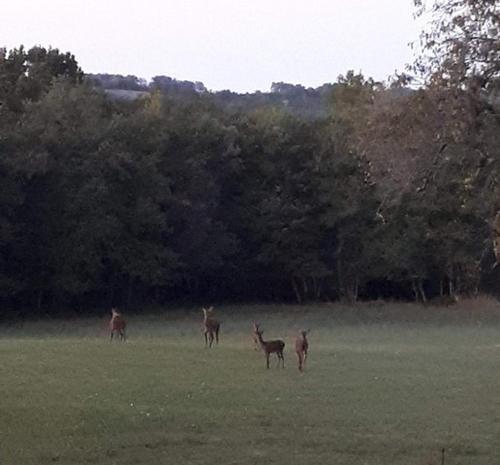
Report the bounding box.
[2,303,500,465]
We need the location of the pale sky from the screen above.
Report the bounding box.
[3,0,421,93]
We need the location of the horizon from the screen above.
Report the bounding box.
[3,0,420,93]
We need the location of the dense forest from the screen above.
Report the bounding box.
[0,0,499,313]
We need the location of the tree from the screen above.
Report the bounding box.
[0,46,83,113]
[413,0,499,91]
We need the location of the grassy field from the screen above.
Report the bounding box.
[2,301,500,465]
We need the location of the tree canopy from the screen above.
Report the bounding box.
[1,7,499,315]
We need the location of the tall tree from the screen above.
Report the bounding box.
[413,0,499,91]
[0,46,83,113]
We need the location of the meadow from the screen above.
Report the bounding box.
[2,301,500,465]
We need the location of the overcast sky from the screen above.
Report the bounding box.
[3,0,421,93]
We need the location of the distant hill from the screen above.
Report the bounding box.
[85,73,335,119]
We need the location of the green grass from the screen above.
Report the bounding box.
[2,302,500,465]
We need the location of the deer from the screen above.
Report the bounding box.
[252,321,260,350]
[254,324,285,369]
[202,307,220,348]
[109,308,126,342]
[295,330,309,371]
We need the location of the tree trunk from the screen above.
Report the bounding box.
[448,276,455,300]
[336,240,344,300]
[337,261,344,300]
[37,289,44,310]
[313,277,323,300]
[412,279,419,302]
[291,277,302,304]
[472,270,480,297]
[418,279,427,303]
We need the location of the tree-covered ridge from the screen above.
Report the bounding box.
[85,73,334,120]
[0,0,498,313]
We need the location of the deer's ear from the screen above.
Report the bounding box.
[208,306,214,311]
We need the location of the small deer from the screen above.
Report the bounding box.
[295,330,309,371]
[254,325,285,369]
[252,321,260,350]
[202,307,220,348]
[110,308,126,342]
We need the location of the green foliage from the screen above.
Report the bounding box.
[0,46,82,113]
[0,36,499,311]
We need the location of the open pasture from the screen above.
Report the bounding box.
[2,302,500,465]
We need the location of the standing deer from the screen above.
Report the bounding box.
[110,308,126,342]
[252,321,260,350]
[295,330,309,371]
[254,325,285,369]
[202,307,220,348]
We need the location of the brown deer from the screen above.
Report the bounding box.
[252,321,260,350]
[295,330,309,371]
[110,308,126,341]
[202,307,220,348]
[254,325,285,369]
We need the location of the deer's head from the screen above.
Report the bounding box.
[202,306,215,318]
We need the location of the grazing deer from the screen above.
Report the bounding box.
[110,308,126,342]
[295,330,309,371]
[254,325,285,369]
[202,307,220,348]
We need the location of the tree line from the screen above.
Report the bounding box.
[0,1,498,313]
[86,73,333,120]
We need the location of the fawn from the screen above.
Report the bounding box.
[295,330,309,371]
[202,307,220,348]
[110,308,126,341]
[254,325,285,369]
